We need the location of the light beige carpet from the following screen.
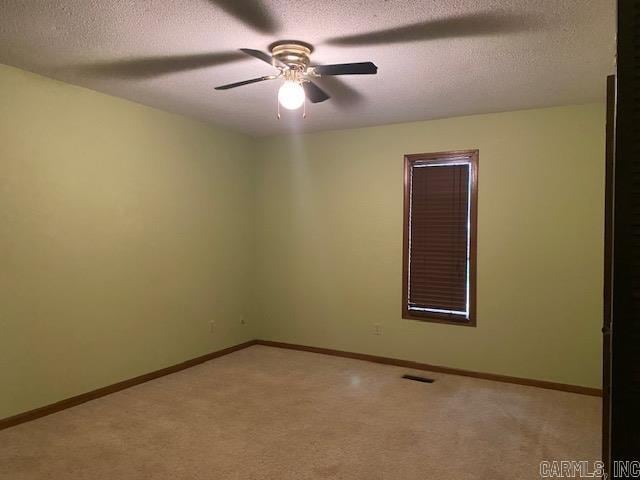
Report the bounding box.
[0,345,600,480]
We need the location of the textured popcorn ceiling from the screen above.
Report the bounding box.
[0,0,614,136]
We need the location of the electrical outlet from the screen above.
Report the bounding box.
[374,323,383,336]
[209,320,216,333]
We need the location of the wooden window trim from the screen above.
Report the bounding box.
[402,149,478,327]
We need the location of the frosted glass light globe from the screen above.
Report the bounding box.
[278,81,305,110]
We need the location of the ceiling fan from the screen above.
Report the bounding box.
[214,41,377,115]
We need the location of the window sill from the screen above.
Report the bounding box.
[402,310,476,327]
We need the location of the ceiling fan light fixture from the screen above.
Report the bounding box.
[278,80,305,110]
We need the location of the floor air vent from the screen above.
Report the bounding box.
[402,374,434,383]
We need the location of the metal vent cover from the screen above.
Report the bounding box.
[402,374,434,383]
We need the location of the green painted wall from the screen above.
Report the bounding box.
[0,65,256,419]
[254,104,605,389]
[0,63,605,420]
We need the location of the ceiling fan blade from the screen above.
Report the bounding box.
[208,0,278,35]
[303,81,330,103]
[240,48,286,68]
[325,11,539,46]
[75,52,246,79]
[313,62,378,76]
[215,75,277,90]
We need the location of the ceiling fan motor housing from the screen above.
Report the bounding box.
[270,41,313,71]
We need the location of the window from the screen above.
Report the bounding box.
[402,150,478,326]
